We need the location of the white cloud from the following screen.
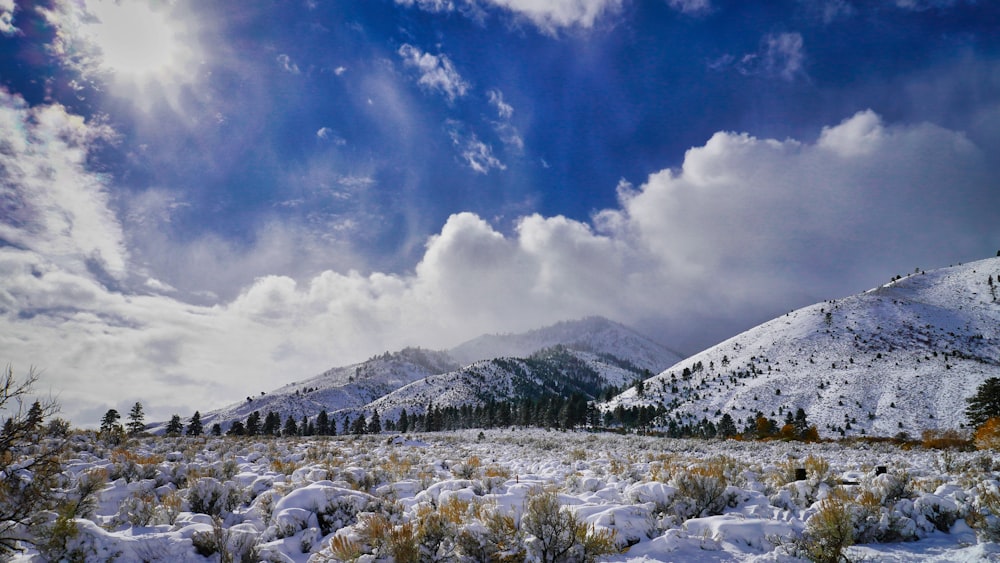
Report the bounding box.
[666,0,711,15]
[4,91,998,426]
[398,44,470,102]
[488,89,514,119]
[0,0,16,35]
[277,54,300,74]
[447,121,506,173]
[396,0,621,33]
[720,32,807,81]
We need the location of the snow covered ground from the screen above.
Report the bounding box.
[11,430,1000,562]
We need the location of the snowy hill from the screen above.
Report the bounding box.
[365,345,651,420]
[448,316,683,373]
[187,317,680,432]
[185,347,459,432]
[608,256,1000,437]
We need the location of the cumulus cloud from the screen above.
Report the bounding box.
[4,89,999,425]
[0,0,15,35]
[398,44,470,102]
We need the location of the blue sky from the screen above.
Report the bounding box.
[2,0,999,425]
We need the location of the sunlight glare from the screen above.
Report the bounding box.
[85,1,181,80]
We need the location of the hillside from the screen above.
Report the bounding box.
[190,317,680,432]
[448,316,683,372]
[365,345,650,420]
[607,256,1000,437]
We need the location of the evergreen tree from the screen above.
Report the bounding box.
[262,411,281,436]
[100,408,122,436]
[246,411,261,435]
[228,420,246,436]
[316,410,330,435]
[165,414,183,436]
[210,423,222,436]
[351,415,367,435]
[283,415,298,436]
[25,400,44,432]
[126,401,145,435]
[966,377,1000,428]
[793,408,809,436]
[398,408,409,433]
[186,411,203,436]
[368,411,381,434]
[717,413,737,438]
[300,415,310,436]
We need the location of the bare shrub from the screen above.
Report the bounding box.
[670,463,731,520]
[799,491,854,563]
[0,366,67,554]
[966,482,1000,542]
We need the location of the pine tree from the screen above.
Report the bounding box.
[246,411,261,435]
[966,377,1000,428]
[316,410,330,435]
[227,420,246,436]
[210,423,222,436]
[351,415,367,435]
[262,411,281,436]
[100,408,122,435]
[398,408,409,433]
[186,411,203,436]
[283,415,298,436]
[126,402,145,435]
[368,411,381,434]
[165,414,183,436]
[717,413,737,438]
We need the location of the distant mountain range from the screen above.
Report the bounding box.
[188,316,683,433]
[178,256,1000,438]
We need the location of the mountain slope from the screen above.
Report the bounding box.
[191,317,680,431]
[449,316,683,373]
[607,257,1000,436]
[364,345,648,420]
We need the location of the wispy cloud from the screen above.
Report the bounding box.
[712,32,806,81]
[397,0,623,34]
[447,121,506,173]
[666,0,712,15]
[398,44,469,102]
[277,54,301,74]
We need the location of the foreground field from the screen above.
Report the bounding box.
[11,430,1000,562]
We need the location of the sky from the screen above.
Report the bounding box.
[1,0,999,426]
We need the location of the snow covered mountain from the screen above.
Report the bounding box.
[365,345,652,421]
[448,316,683,373]
[190,317,681,432]
[608,256,1000,437]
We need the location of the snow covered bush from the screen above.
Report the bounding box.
[798,490,854,563]
[966,481,1000,542]
[669,463,732,520]
[521,488,619,562]
[187,476,244,517]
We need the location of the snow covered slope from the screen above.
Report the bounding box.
[608,256,1000,437]
[191,317,680,431]
[365,345,649,420]
[449,316,683,373]
[192,347,459,431]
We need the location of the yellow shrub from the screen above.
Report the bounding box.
[974,418,1000,450]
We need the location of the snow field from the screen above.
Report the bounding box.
[13,429,1000,562]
